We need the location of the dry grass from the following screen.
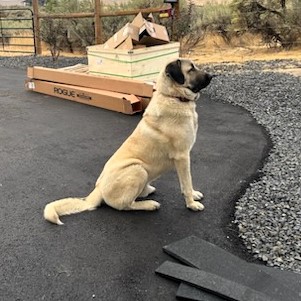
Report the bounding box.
[185,33,301,64]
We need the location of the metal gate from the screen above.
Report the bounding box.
[0,8,36,55]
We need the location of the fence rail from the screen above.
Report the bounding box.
[0,7,36,54]
[32,0,171,55]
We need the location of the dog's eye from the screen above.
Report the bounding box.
[188,65,196,73]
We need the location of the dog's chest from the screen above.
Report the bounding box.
[187,111,198,145]
[169,110,198,149]
[192,111,198,133]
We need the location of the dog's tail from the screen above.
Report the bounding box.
[43,185,103,225]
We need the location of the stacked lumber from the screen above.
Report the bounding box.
[25,65,154,115]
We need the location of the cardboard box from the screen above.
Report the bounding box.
[116,36,134,50]
[102,12,170,51]
[26,79,142,115]
[103,23,140,50]
[146,13,155,23]
[27,66,154,97]
[131,12,145,29]
[87,42,180,81]
[138,21,170,46]
[131,12,170,46]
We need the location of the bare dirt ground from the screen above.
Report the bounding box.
[187,34,301,77]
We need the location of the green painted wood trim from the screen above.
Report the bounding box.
[89,70,159,79]
[88,50,179,64]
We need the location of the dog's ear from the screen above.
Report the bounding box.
[165,59,185,85]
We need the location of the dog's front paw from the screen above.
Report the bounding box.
[187,201,204,211]
[192,190,204,200]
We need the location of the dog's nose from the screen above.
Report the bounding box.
[207,74,218,81]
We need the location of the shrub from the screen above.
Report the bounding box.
[196,2,234,44]
[231,0,301,48]
[40,0,95,58]
[40,18,66,61]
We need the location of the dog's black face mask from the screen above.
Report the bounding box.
[165,59,215,93]
[189,73,214,93]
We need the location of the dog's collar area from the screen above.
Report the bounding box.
[160,92,194,103]
[176,96,191,103]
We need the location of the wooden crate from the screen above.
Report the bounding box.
[87,42,180,81]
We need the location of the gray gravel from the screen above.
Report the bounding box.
[0,55,88,70]
[205,60,301,273]
[1,55,300,272]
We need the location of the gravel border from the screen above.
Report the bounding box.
[1,55,300,273]
[204,60,301,273]
[0,55,88,70]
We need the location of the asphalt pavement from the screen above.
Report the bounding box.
[0,67,270,300]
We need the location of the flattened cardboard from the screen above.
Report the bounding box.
[25,79,142,115]
[131,12,145,29]
[146,13,155,23]
[116,36,134,50]
[131,12,170,46]
[138,21,170,46]
[27,66,154,98]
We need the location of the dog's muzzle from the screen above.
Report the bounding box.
[190,73,217,93]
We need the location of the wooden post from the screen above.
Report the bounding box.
[174,1,180,19]
[170,1,180,41]
[32,0,42,55]
[94,0,102,45]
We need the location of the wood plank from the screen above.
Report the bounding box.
[59,64,89,73]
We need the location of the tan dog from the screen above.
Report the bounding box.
[44,59,214,225]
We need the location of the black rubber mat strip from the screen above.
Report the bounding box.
[177,282,226,300]
[163,236,300,301]
[156,261,275,301]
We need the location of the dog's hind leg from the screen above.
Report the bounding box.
[103,165,160,211]
[138,184,156,198]
[125,199,160,211]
